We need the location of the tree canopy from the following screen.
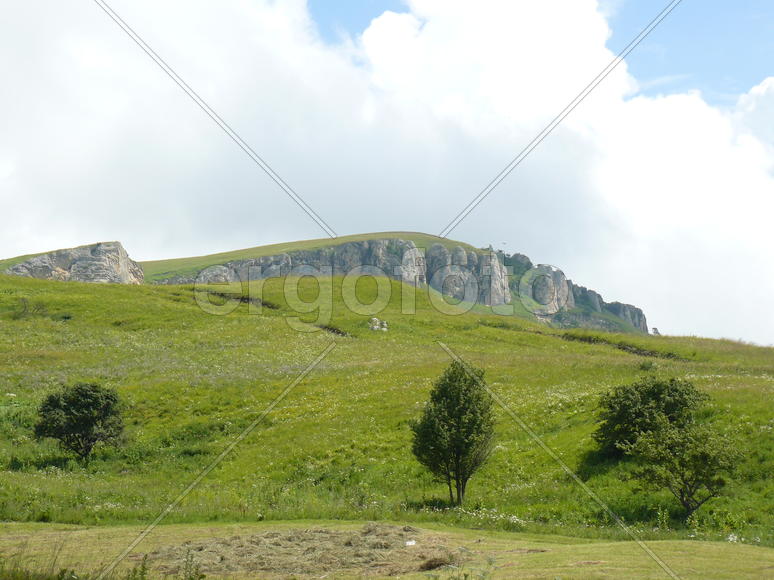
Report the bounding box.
[411,360,495,505]
[622,418,741,518]
[34,383,124,462]
[594,376,708,456]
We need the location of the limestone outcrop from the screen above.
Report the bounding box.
[567,282,648,333]
[163,238,512,307]
[527,265,575,315]
[5,242,143,285]
[424,243,511,306]
[3,235,649,331]
[604,301,648,333]
[155,237,648,330]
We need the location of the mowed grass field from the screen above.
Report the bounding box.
[0,272,773,577]
[3,520,774,579]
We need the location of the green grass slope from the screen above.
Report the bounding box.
[0,273,772,555]
[140,231,477,282]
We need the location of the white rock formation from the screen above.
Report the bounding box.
[5,242,143,284]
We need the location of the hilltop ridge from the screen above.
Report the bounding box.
[2,232,648,333]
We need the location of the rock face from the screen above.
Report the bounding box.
[570,283,603,313]
[163,238,512,307]
[424,243,511,306]
[567,282,648,333]
[5,242,144,285]
[527,265,575,315]
[153,236,648,332]
[604,301,648,333]
[3,235,648,331]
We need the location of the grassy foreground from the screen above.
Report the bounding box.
[2,520,773,579]
[0,272,773,576]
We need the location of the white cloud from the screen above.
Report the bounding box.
[1,0,773,344]
[579,85,774,343]
[736,77,774,146]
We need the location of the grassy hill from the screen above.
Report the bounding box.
[1,232,647,334]
[0,272,772,576]
[140,231,478,283]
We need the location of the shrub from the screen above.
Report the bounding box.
[411,360,495,505]
[622,418,741,518]
[34,383,124,463]
[594,376,707,457]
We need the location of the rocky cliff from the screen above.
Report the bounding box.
[154,236,646,332]
[4,242,144,285]
[498,257,647,332]
[161,238,512,307]
[562,282,648,333]
[2,235,646,332]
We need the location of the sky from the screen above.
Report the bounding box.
[604,0,774,104]
[1,0,773,345]
[309,0,774,105]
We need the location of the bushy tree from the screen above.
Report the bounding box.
[411,361,495,505]
[622,418,741,518]
[34,383,124,462]
[594,376,707,456]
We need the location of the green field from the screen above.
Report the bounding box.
[0,271,772,577]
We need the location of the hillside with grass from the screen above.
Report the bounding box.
[0,271,772,577]
[139,231,475,283]
[3,231,651,334]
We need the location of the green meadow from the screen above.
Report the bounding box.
[0,269,772,576]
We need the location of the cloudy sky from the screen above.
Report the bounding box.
[1,0,773,345]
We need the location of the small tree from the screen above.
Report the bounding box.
[411,361,495,505]
[622,419,741,518]
[594,376,707,457]
[34,383,124,463]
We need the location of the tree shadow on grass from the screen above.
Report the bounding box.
[403,497,456,511]
[594,497,657,525]
[7,454,73,471]
[576,447,625,481]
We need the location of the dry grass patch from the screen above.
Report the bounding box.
[138,523,460,577]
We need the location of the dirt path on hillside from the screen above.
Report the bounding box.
[134,523,462,577]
